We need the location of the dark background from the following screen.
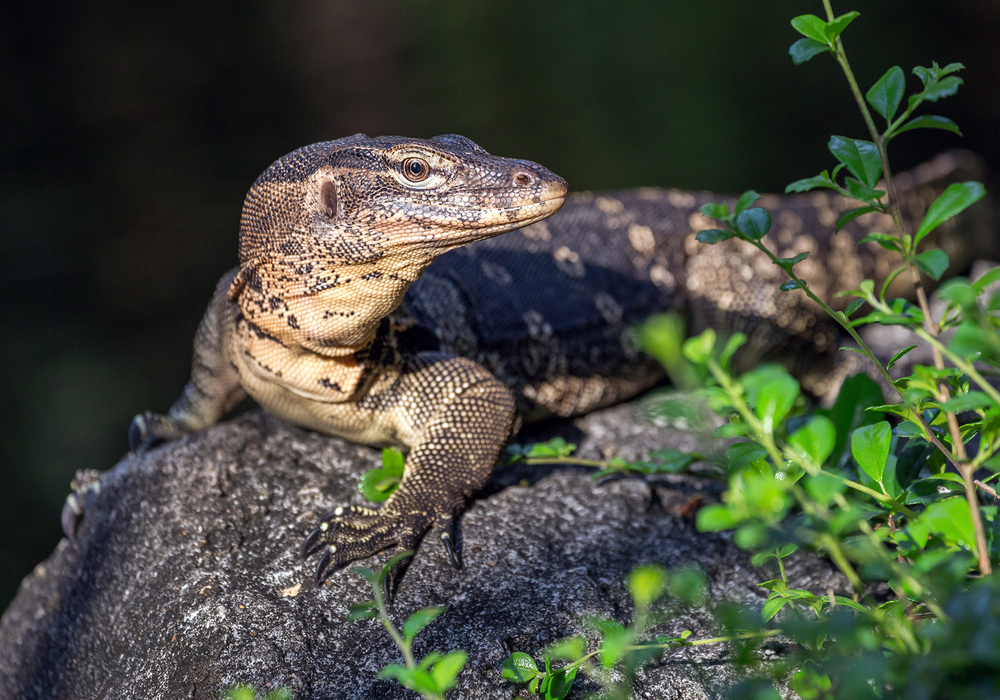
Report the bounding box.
[2,0,998,610]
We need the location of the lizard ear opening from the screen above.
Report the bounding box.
[320,179,338,219]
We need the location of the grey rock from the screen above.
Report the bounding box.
[0,403,846,700]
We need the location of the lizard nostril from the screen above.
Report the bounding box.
[513,171,535,187]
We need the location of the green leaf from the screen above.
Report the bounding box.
[913,62,965,88]
[540,667,577,700]
[845,177,885,203]
[696,228,736,244]
[789,38,830,65]
[921,496,976,549]
[906,476,965,507]
[628,564,668,608]
[526,437,577,457]
[379,549,416,581]
[950,322,1000,363]
[972,266,1000,297]
[914,182,986,246]
[682,329,716,364]
[785,171,840,194]
[824,11,860,42]
[866,66,905,122]
[735,208,772,240]
[805,471,846,506]
[263,689,293,700]
[358,467,402,502]
[700,202,729,220]
[381,447,405,474]
[668,567,708,605]
[941,391,995,413]
[972,267,1000,295]
[893,421,924,438]
[761,596,788,622]
[792,661,834,700]
[346,600,378,622]
[755,372,800,431]
[735,190,761,214]
[892,114,962,139]
[697,503,742,531]
[776,252,809,269]
[402,606,446,643]
[851,421,892,487]
[829,136,882,188]
[430,650,467,692]
[790,14,829,43]
[836,206,880,232]
[742,471,792,522]
[920,75,964,102]
[913,249,950,281]
[788,415,836,466]
[887,345,918,370]
[379,666,439,695]
[545,636,587,661]
[880,265,910,301]
[719,332,747,369]
[844,299,865,317]
[726,442,769,472]
[502,652,539,683]
[222,687,257,700]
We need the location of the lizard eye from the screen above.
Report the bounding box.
[402,157,430,182]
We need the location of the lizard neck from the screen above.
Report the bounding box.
[233,254,427,357]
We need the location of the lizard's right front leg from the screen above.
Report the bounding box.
[302,353,517,593]
[129,269,247,451]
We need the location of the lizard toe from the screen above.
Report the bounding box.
[304,505,442,585]
[61,469,102,540]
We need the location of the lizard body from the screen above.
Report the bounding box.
[127,137,994,587]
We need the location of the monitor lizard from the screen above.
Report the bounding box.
[112,134,993,592]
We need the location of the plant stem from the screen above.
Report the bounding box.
[558,629,784,674]
[823,470,917,518]
[748,238,959,467]
[523,456,617,468]
[819,533,865,594]
[975,480,998,500]
[371,573,415,669]
[821,0,992,576]
[821,0,907,240]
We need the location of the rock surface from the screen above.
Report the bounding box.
[0,402,846,700]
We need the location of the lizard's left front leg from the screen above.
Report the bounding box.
[303,353,517,591]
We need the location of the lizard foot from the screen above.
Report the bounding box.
[61,469,102,540]
[302,503,460,595]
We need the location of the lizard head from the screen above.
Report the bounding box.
[230,134,567,350]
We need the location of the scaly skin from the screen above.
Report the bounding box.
[128,134,567,588]
[120,137,994,592]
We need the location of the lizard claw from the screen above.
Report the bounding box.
[300,502,438,589]
[431,513,461,569]
[301,520,332,559]
[440,531,460,569]
[128,412,169,453]
[61,469,102,540]
[128,414,148,453]
[313,548,333,585]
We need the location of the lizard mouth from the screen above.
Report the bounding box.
[392,179,568,249]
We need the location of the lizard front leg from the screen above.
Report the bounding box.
[303,353,517,591]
